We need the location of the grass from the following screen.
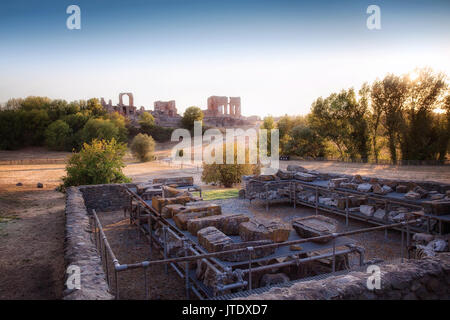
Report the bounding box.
[193,188,239,201]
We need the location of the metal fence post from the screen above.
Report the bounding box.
[247,247,254,290]
[183,238,190,299]
[163,226,168,274]
[332,233,337,273]
[115,270,119,300]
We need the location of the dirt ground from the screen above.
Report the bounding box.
[0,146,448,299]
[0,184,65,299]
[97,210,188,300]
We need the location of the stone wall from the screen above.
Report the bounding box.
[63,187,113,300]
[239,253,450,300]
[78,183,135,212]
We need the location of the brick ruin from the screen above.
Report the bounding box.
[100,93,257,128]
[101,92,142,119]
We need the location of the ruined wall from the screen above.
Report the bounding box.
[239,254,450,300]
[78,183,135,212]
[63,187,113,300]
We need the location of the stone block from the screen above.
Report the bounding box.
[292,215,337,243]
[152,176,194,187]
[360,205,375,217]
[329,178,349,188]
[396,185,408,193]
[187,213,249,236]
[357,183,372,193]
[197,227,233,252]
[219,240,276,262]
[286,164,307,172]
[239,218,291,243]
[276,169,294,180]
[173,206,222,230]
[294,172,316,182]
[151,195,192,213]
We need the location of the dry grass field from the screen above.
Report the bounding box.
[0,146,448,299]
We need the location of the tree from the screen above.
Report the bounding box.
[45,120,73,151]
[371,74,409,163]
[182,106,203,131]
[285,123,326,158]
[80,118,120,145]
[260,116,275,156]
[130,133,155,162]
[310,88,370,161]
[62,139,130,188]
[201,143,259,187]
[400,68,447,161]
[138,112,155,131]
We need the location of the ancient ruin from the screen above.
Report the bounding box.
[100,93,257,128]
[63,170,450,300]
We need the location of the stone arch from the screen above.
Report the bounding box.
[119,92,134,106]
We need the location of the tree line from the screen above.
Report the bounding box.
[262,68,450,163]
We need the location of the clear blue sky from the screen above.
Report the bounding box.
[1,0,449,116]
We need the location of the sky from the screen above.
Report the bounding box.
[0,0,449,117]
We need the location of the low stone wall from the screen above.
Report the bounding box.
[63,187,114,300]
[79,183,135,212]
[239,253,450,300]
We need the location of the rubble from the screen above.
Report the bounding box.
[239,218,291,243]
[292,215,337,243]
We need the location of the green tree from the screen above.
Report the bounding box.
[62,139,130,188]
[45,120,73,151]
[370,74,409,163]
[138,112,155,131]
[201,143,258,187]
[400,68,447,161]
[182,106,203,131]
[285,123,326,158]
[130,133,156,162]
[80,118,120,145]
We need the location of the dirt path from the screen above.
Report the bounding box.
[0,185,65,299]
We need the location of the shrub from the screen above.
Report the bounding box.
[62,139,130,189]
[45,120,73,151]
[130,133,155,162]
[201,143,259,187]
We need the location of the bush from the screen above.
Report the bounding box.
[201,143,259,187]
[45,120,73,151]
[62,139,130,188]
[130,133,155,162]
